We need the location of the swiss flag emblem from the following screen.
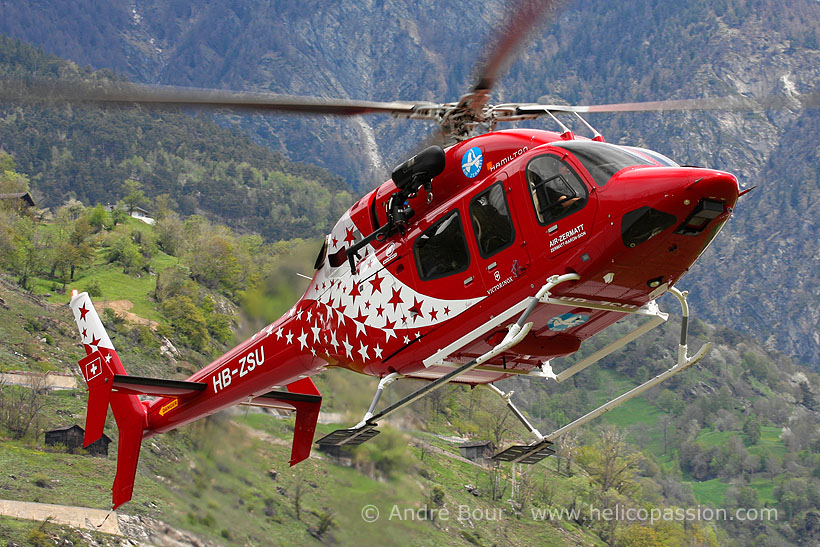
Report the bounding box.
[84,357,102,382]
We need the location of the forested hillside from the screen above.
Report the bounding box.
[0,36,353,241]
[1,187,819,545]
[0,0,818,367]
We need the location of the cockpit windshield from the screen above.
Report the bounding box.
[624,146,679,167]
[552,141,654,186]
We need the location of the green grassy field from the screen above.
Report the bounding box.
[689,479,728,508]
[29,218,178,322]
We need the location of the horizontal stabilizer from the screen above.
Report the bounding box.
[244,389,322,410]
[112,375,207,398]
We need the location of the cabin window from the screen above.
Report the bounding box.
[527,155,588,225]
[470,183,515,258]
[414,211,470,280]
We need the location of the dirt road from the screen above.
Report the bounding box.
[0,499,121,535]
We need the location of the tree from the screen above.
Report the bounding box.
[556,429,580,475]
[107,234,146,275]
[8,215,47,290]
[742,416,761,446]
[122,179,147,214]
[161,295,210,350]
[155,211,185,256]
[87,204,110,232]
[581,426,643,495]
[0,151,15,172]
[293,480,304,521]
[187,226,245,292]
[475,394,513,449]
[617,525,664,547]
[0,375,47,439]
[0,161,29,194]
[659,415,675,455]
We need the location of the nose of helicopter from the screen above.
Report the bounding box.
[600,166,738,259]
[606,166,739,216]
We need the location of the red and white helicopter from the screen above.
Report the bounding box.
[12,0,798,510]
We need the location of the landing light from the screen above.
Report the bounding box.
[647,277,663,288]
[71,289,78,298]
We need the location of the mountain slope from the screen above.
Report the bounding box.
[0,36,353,241]
[1,0,819,368]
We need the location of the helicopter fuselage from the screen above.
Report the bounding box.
[143,127,738,437]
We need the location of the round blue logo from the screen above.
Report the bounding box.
[461,146,483,178]
[547,313,589,332]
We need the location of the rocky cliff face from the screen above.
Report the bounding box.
[1,0,819,366]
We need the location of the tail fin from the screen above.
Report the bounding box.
[244,377,322,465]
[285,378,322,465]
[70,291,147,509]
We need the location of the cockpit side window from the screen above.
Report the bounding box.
[414,210,470,281]
[470,183,515,258]
[527,155,588,225]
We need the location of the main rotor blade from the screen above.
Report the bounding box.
[524,92,819,114]
[0,79,422,116]
[471,0,565,94]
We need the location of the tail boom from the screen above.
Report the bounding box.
[70,291,323,508]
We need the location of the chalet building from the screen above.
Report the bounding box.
[0,192,35,208]
[44,425,111,457]
[128,206,155,225]
[103,204,155,225]
[459,440,495,462]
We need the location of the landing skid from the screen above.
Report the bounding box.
[316,425,380,447]
[317,281,708,466]
[492,440,555,464]
[490,286,709,463]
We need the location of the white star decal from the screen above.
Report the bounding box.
[415,332,421,340]
[297,329,309,350]
[104,353,112,363]
[296,308,303,320]
[306,309,313,323]
[354,318,367,338]
[343,336,354,359]
[329,330,339,352]
[311,324,321,344]
[384,326,396,343]
[403,335,411,344]
[275,327,283,340]
[358,343,369,361]
[265,325,274,337]
[373,344,383,359]
[285,331,294,345]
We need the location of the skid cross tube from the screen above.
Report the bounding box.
[486,384,544,441]
[355,372,401,428]
[497,286,709,464]
[423,273,580,368]
[546,300,668,383]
